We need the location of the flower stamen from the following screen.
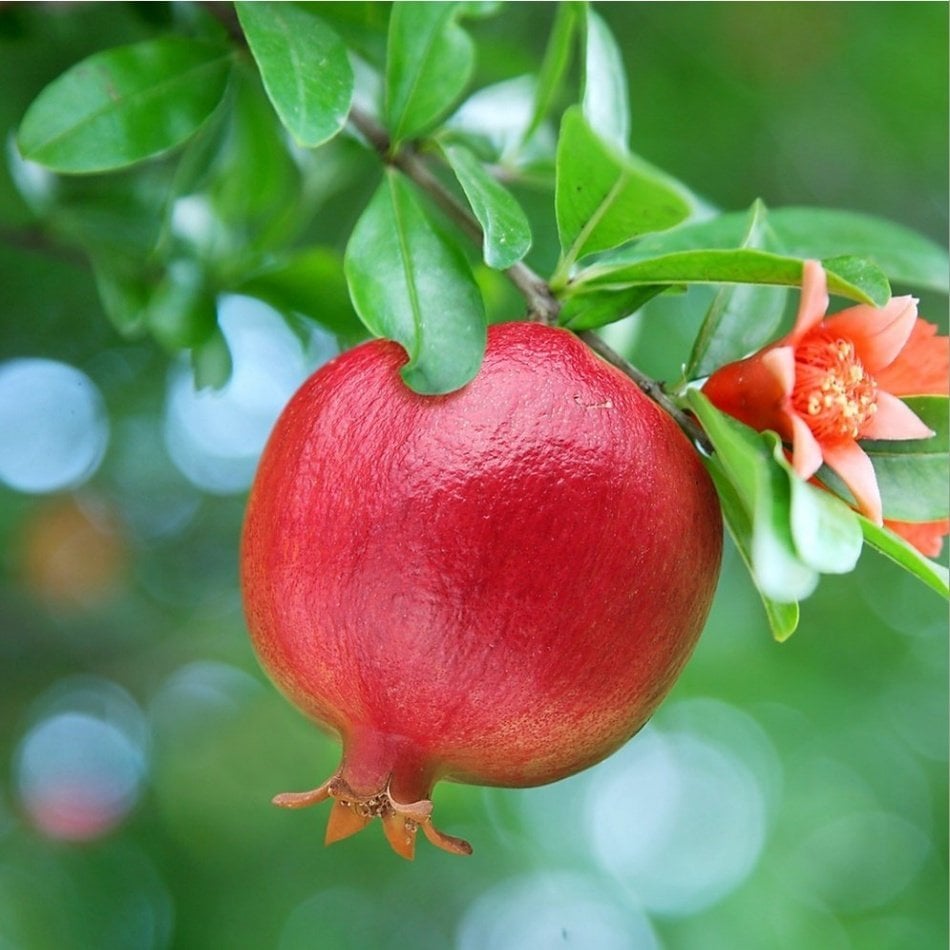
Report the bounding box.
[792,332,878,441]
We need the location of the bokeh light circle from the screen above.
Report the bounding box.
[19,494,126,610]
[789,810,931,912]
[0,358,108,493]
[457,871,658,950]
[585,725,767,916]
[149,660,263,740]
[14,678,148,842]
[164,296,337,494]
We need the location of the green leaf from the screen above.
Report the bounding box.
[685,389,819,604]
[769,208,949,294]
[444,75,540,165]
[237,246,366,344]
[582,8,630,151]
[689,284,788,380]
[344,170,486,394]
[767,434,863,574]
[146,261,217,351]
[787,475,864,575]
[687,388,759,501]
[307,2,391,66]
[442,144,532,269]
[685,201,788,380]
[457,1,505,18]
[17,38,232,173]
[236,2,353,148]
[707,458,801,641]
[558,285,669,331]
[554,106,691,274]
[862,396,950,521]
[859,517,950,600]
[865,397,949,455]
[689,390,862,583]
[90,255,150,337]
[385,2,475,145]
[164,84,234,198]
[45,171,170,258]
[577,248,890,306]
[191,326,233,390]
[606,206,950,294]
[522,2,580,145]
[203,67,303,259]
[750,440,820,603]
[821,255,891,306]
[818,397,950,523]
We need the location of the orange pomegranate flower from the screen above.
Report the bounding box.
[702,260,948,537]
[881,518,950,558]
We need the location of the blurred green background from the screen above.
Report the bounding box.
[0,3,946,948]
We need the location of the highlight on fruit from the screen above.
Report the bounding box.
[241,322,724,858]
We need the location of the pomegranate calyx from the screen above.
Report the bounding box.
[271,779,332,809]
[272,774,472,860]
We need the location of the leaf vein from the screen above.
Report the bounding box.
[388,177,423,361]
[564,170,630,270]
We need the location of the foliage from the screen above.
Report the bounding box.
[11,0,946,638]
[0,3,947,947]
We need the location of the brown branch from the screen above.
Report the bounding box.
[578,331,712,452]
[202,7,711,450]
[0,225,87,268]
[348,108,561,326]
[346,105,709,449]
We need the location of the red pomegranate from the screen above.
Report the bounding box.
[241,322,722,858]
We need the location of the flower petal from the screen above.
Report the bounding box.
[875,319,949,396]
[788,259,830,344]
[760,346,795,393]
[822,295,918,372]
[884,518,950,558]
[787,412,824,479]
[821,440,882,524]
[702,346,795,433]
[860,391,934,441]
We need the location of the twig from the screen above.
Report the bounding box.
[197,8,710,449]
[348,108,561,326]
[399,148,562,326]
[578,331,712,451]
[346,105,710,449]
[0,225,87,268]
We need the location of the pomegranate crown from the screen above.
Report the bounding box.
[273,772,472,861]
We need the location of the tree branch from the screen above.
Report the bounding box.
[346,105,710,451]
[0,225,87,268]
[578,331,711,451]
[348,108,561,327]
[202,7,710,451]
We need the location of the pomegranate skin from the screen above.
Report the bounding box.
[241,321,722,856]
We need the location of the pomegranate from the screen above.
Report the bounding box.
[241,321,722,858]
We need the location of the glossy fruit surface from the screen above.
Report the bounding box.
[241,322,722,858]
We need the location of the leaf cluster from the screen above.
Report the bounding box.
[12,1,949,636]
